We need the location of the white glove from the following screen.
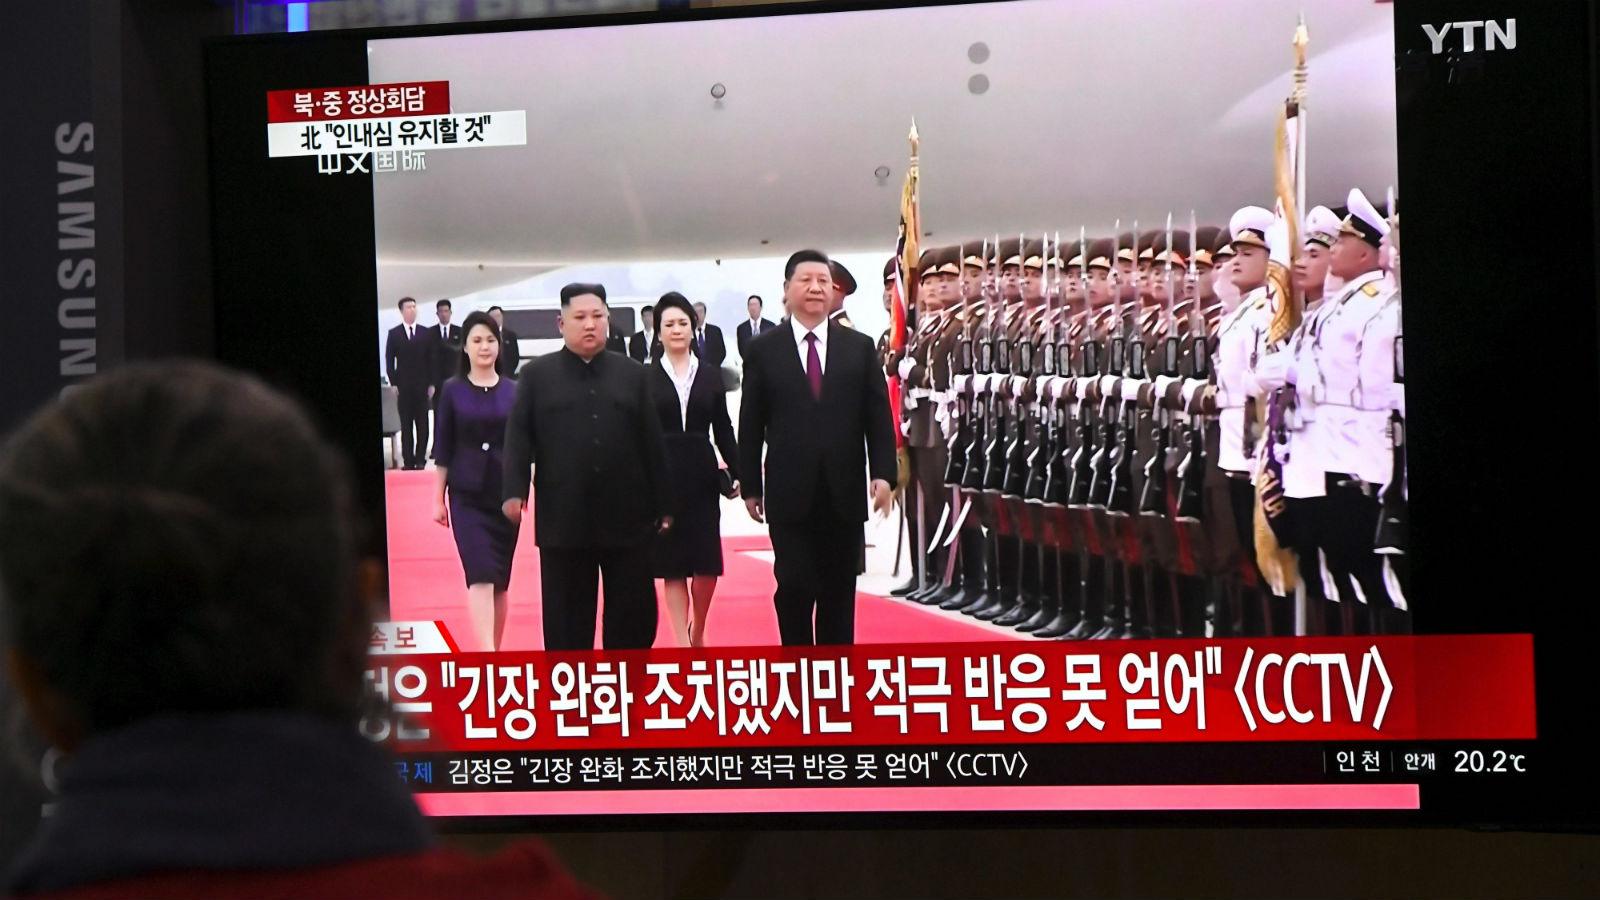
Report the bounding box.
[1253,352,1289,392]
[1010,375,1027,396]
[1180,378,1207,407]
[1120,377,1146,401]
[897,357,916,380]
[1099,375,1120,398]
[1154,375,1178,399]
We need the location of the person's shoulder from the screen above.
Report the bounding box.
[835,322,877,351]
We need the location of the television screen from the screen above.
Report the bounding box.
[205,0,1597,827]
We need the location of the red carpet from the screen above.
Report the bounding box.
[384,469,1024,651]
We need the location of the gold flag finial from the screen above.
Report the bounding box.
[908,119,920,156]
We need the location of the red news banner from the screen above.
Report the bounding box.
[266,81,450,122]
[364,635,1535,752]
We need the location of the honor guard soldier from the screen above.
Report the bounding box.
[932,244,994,611]
[1062,235,1126,634]
[1199,206,1285,636]
[1253,204,1343,633]
[1370,209,1408,628]
[892,248,957,600]
[877,256,896,368]
[992,239,1053,629]
[1309,188,1401,633]
[828,259,857,330]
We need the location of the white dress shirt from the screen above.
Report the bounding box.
[790,315,829,374]
[663,352,698,430]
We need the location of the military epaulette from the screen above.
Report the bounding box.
[1361,282,1380,297]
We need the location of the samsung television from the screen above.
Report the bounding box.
[205,0,1599,828]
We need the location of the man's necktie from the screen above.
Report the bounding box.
[804,333,822,400]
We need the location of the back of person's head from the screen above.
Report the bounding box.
[0,361,368,751]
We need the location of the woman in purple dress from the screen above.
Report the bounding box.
[649,293,739,647]
[431,311,520,651]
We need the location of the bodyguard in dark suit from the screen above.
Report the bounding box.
[488,306,522,378]
[502,283,671,651]
[629,305,658,363]
[735,295,777,359]
[385,297,432,469]
[691,302,727,367]
[429,299,463,410]
[739,251,897,646]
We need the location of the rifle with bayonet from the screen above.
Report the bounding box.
[1174,218,1211,523]
[945,241,976,486]
[1140,213,1179,517]
[1102,222,1138,516]
[983,235,1014,493]
[1070,227,1101,508]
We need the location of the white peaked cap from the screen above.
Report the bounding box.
[1229,206,1275,248]
[1303,205,1341,246]
[1339,187,1391,247]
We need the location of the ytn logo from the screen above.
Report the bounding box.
[1422,19,1516,54]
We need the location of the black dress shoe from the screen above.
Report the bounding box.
[1033,609,1082,639]
[942,589,980,611]
[994,595,1039,627]
[1015,601,1055,633]
[973,594,1014,620]
[918,585,960,606]
[955,590,993,614]
[1090,619,1129,640]
[1059,616,1099,640]
[889,579,918,597]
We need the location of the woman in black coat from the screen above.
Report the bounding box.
[649,292,738,647]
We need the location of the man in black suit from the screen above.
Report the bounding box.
[606,320,629,355]
[691,302,727,367]
[628,305,657,363]
[502,283,671,651]
[735,294,776,360]
[428,299,462,409]
[384,297,432,469]
[488,306,521,378]
[739,250,897,646]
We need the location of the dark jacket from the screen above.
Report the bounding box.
[429,322,462,386]
[694,324,727,367]
[386,323,433,391]
[737,320,896,523]
[496,327,523,378]
[5,712,593,900]
[648,356,738,516]
[735,317,776,359]
[502,348,668,548]
[628,330,660,364]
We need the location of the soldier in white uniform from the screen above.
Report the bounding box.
[1358,209,1408,633]
[1302,188,1398,633]
[1202,206,1285,635]
[1254,204,1343,633]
